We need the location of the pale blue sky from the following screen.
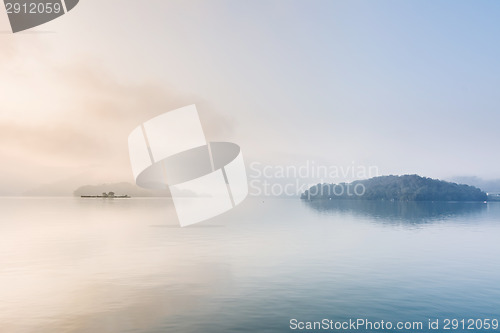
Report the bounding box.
[1,1,500,194]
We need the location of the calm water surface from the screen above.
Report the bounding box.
[1,197,499,332]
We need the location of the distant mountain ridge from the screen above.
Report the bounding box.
[302,175,487,202]
[449,176,500,193]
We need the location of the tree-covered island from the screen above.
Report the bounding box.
[301,175,487,202]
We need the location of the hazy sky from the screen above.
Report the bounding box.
[1,0,500,195]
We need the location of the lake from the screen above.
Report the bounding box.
[1,197,499,332]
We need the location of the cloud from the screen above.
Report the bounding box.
[0,38,233,195]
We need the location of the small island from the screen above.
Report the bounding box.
[301,175,487,202]
[81,191,130,199]
[73,182,170,198]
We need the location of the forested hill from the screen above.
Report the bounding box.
[301,175,487,202]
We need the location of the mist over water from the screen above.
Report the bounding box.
[1,197,500,332]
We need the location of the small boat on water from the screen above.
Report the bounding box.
[81,192,130,199]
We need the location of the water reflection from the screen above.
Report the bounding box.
[0,198,231,333]
[304,200,488,224]
[1,198,499,333]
